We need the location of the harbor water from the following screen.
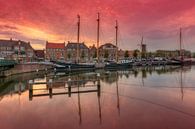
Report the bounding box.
[0,66,195,129]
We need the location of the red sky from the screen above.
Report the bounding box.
[0,0,195,51]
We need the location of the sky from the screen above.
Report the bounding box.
[0,0,195,51]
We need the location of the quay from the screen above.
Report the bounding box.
[0,62,53,77]
[1,59,195,77]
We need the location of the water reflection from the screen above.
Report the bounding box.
[0,65,193,101]
[0,66,195,129]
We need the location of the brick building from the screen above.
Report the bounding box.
[0,39,35,62]
[46,41,66,61]
[99,43,117,61]
[66,42,89,62]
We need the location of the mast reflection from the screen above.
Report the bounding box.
[28,76,101,125]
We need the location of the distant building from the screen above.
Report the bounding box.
[0,39,35,62]
[34,50,45,61]
[155,49,191,58]
[46,41,66,61]
[65,42,89,62]
[99,43,117,61]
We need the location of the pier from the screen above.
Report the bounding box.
[28,77,101,100]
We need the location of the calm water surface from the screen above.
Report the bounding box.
[0,66,195,129]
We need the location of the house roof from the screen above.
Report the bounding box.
[46,42,65,49]
[99,43,116,49]
[66,42,89,49]
[0,39,34,50]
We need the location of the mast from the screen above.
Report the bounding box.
[77,15,80,63]
[141,36,143,58]
[115,20,118,62]
[141,36,143,53]
[180,28,183,61]
[97,13,100,63]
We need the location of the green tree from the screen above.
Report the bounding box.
[141,52,146,58]
[93,52,97,58]
[124,50,129,58]
[193,52,195,58]
[133,49,139,58]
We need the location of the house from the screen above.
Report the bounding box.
[99,43,117,61]
[65,42,89,62]
[0,39,35,62]
[34,50,45,61]
[45,41,66,61]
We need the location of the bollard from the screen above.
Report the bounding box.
[48,79,53,99]
[28,80,34,101]
[68,85,71,97]
[97,79,101,97]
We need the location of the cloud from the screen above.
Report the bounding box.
[0,0,195,50]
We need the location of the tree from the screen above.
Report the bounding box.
[124,50,129,58]
[193,52,195,58]
[133,49,139,58]
[141,52,146,58]
[104,50,109,59]
[93,52,97,58]
[147,52,152,58]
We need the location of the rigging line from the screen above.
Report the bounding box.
[66,19,77,42]
[65,21,76,42]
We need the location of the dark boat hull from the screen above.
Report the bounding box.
[105,62,132,70]
[53,61,95,73]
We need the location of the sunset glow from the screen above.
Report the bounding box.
[1,0,195,50]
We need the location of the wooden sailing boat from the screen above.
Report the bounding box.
[54,15,95,72]
[171,28,193,66]
[105,20,133,70]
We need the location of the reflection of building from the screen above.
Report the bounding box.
[0,39,35,62]
[99,43,117,61]
[46,41,66,61]
[65,42,89,62]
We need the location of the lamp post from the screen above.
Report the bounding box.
[17,41,21,63]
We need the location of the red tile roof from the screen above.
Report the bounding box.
[46,42,65,49]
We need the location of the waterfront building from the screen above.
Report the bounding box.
[99,43,117,61]
[0,39,35,62]
[45,41,66,61]
[155,49,191,58]
[65,41,89,62]
[34,50,45,61]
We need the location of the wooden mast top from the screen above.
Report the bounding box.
[77,15,80,63]
[115,20,118,62]
[97,13,100,63]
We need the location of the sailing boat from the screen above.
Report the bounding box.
[105,20,133,70]
[54,15,95,72]
[170,28,193,66]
